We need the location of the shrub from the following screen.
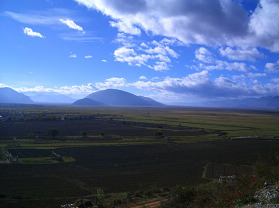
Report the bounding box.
[48,128,60,139]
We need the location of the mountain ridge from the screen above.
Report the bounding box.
[0,87,33,104]
[73,98,105,106]
[74,89,164,106]
[30,93,76,104]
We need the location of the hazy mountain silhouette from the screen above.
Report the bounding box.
[206,96,279,109]
[0,87,33,104]
[30,93,76,104]
[73,98,104,106]
[74,89,164,106]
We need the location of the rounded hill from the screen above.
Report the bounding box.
[74,89,164,106]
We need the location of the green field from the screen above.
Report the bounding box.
[0,104,279,207]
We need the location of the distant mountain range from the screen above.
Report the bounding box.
[73,98,104,106]
[204,96,279,110]
[30,93,76,104]
[1,87,279,109]
[0,87,33,104]
[73,89,164,106]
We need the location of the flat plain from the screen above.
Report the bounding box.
[0,104,279,207]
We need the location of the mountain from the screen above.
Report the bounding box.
[138,96,164,106]
[30,93,76,104]
[240,96,279,109]
[74,89,164,106]
[0,87,33,104]
[206,96,279,109]
[73,98,104,106]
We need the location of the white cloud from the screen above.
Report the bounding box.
[95,77,126,89]
[271,78,279,83]
[145,44,178,58]
[70,54,77,58]
[248,0,279,51]
[23,27,44,38]
[110,21,141,35]
[194,47,255,72]
[3,69,279,102]
[113,38,179,70]
[232,74,246,80]
[114,46,151,66]
[148,61,169,71]
[85,55,92,58]
[131,70,279,99]
[219,47,264,61]
[13,83,97,96]
[59,19,83,31]
[195,47,214,63]
[247,73,267,78]
[101,59,107,62]
[265,60,279,73]
[74,0,279,52]
[139,76,147,80]
[0,83,10,88]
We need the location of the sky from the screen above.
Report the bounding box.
[1,0,279,105]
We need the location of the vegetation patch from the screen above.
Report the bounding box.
[20,156,75,164]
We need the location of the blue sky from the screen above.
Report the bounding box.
[1,0,279,104]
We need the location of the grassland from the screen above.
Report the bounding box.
[0,104,279,207]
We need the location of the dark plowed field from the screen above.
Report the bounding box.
[1,139,278,208]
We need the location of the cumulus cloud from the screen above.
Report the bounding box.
[265,60,279,73]
[232,74,246,80]
[132,70,250,98]
[248,0,279,51]
[219,47,264,61]
[131,70,279,99]
[271,78,279,83]
[247,73,267,78]
[59,19,83,31]
[145,42,178,58]
[95,77,126,89]
[113,38,178,71]
[194,47,255,72]
[114,46,151,67]
[85,55,92,58]
[74,0,279,52]
[139,76,147,80]
[195,47,214,63]
[148,61,169,71]
[13,83,97,96]
[101,59,107,62]
[23,27,45,38]
[212,62,253,72]
[3,70,279,102]
[110,21,141,35]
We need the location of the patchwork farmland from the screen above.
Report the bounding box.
[0,105,279,207]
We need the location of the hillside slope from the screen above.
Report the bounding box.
[80,89,164,106]
[0,87,33,104]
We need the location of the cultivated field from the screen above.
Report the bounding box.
[0,104,279,207]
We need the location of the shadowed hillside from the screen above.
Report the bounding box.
[74,89,164,106]
[0,87,33,104]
